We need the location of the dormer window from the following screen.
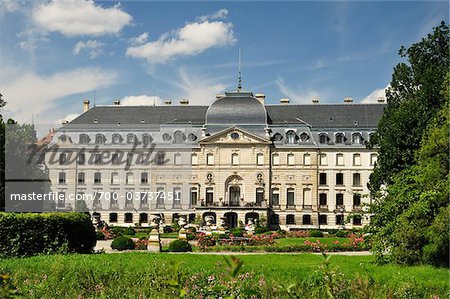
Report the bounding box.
[79,134,90,144]
[300,133,309,142]
[59,135,68,142]
[286,130,297,144]
[162,133,171,142]
[142,134,152,146]
[95,134,105,145]
[352,133,363,144]
[273,133,283,142]
[335,133,345,144]
[173,131,185,144]
[187,133,197,142]
[112,134,122,144]
[127,134,137,144]
[319,133,328,144]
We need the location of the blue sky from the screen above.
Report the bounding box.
[0,0,448,125]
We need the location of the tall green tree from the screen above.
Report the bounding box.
[368,21,449,191]
[0,93,6,211]
[366,22,449,266]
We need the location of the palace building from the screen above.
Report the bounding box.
[45,88,384,230]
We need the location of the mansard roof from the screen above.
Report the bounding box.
[64,102,385,129]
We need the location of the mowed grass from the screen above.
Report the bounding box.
[1,253,448,298]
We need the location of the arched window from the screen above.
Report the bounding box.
[352,133,363,144]
[286,130,297,144]
[300,132,309,142]
[162,133,171,142]
[173,131,185,144]
[112,134,122,144]
[272,133,283,142]
[79,134,90,144]
[302,215,312,225]
[142,134,152,146]
[187,133,197,142]
[335,133,345,144]
[59,153,67,165]
[127,134,137,144]
[286,214,295,225]
[319,214,328,225]
[95,134,105,145]
[319,133,328,144]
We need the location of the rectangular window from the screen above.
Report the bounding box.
[110,191,118,206]
[206,188,214,205]
[231,153,239,165]
[336,215,344,225]
[319,173,327,185]
[77,172,85,184]
[271,189,280,206]
[272,154,280,165]
[336,154,344,166]
[57,192,65,208]
[353,154,361,166]
[336,193,344,206]
[125,192,133,206]
[353,173,361,186]
[141,172,148,184]
[112,153,120,165]
[336,173,344,185]
[94,172,101,184]
[319,193,327,206]
[206,153,214,165]
[256,188,264,206]
[59,153,67,165]
[174,154,182,165]
[190,188,198,206]
[111,173,119,185]
[126,173,134,185]
[173,188,181,207]
[320,154,327,165]
[256,153,264,165]
[93,191,101,206]
[191,154,198,165]
[353,193,361,206]
[303,153,311,165]
[126,154,133,166]
[286,188,295,207]
[370,153,378,166]
[287,153,295,166]
[78,153,85,165]
[140,192,148,205]
[58,172,66,184]
[94,153,102,165]
[303,188,312,206]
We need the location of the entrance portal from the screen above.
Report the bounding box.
[224,212,238,228]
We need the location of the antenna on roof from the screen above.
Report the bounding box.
[237,48,242,92]
[93,90,96,107]
[153,89,156,106]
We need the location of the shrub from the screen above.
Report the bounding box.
[254,227,269,235]
[309,230,324,237]
[230,228,245,237]
[163,226,173,233]
[336,230,350,238]
[168,240,192,252]
[196,233,216,251]
[110,227,135,236]
[0,212,96,258]
[111,236,135,251]
[96,230,106,240]
[187,226,197,233]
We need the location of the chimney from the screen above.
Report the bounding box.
[344,97,353,103]
[113,99,121,105]
[377,96,385,103]
[312,97,319,104]
[280,98,290,105]
[61,120,68,125]
[83,99,90,112]
[164,99,172,105]
[216,94,225,100]
[255,93,265,105]
[179,99,189,105]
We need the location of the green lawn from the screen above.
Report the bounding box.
[0,253,448,298]
[276,237,348,246]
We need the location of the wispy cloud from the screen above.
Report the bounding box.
[197,8,228,22]
[126,9,236,64]
[275,77,332,104]
[129,32,149,46]
[361,85,388,104]
[73,40,105,59]
[32,0,132,37]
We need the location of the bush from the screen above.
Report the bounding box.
[109,226,135,236]
[111,236,135,251]
[309,230,324,237]
[336,230,350,238]
[96,229,106,240]
[0,212,96,258]
[254,227,269,235]
[168,240,192,252]
[163,226,173,233]
[230,228,245,237]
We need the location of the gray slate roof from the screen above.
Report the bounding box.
[65,103,385,129]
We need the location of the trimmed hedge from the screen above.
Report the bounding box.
[0,212,96,257]
[111,236,135,251]
[168,240,192,252]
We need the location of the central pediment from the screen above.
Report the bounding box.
[199,127,271,145]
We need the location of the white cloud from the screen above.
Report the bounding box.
[126,18,236,64]
[361,85,388,103]
[120,95,162,106]
[0,68,117,123]
[0,0,19,16]
[172,67,227,105]
[32,0,132,37]
[129,32,149,46]
[73,40,105,58]
[275,77,329,104]
[58,113,80,124]
[197,8,228,22]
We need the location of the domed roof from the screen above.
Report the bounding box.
[206,91,267,125]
